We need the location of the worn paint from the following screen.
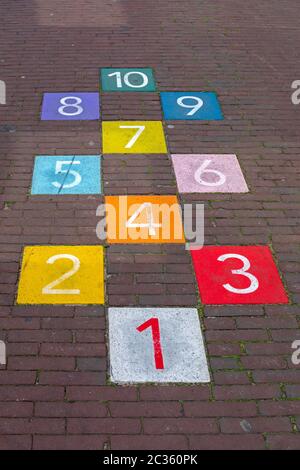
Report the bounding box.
[101,68,156,92]
[102,121,167,154]
[104,195,185,244]
[17,246,105,304]
[160,91,223,120]
[108,307,210,383]
[31,155,101,195]
[41,92,100,120]
[192,246,289,305]
[171,154,248,193]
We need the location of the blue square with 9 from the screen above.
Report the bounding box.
[160,91,223,120]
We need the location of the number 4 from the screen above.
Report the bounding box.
[126,202,161,236]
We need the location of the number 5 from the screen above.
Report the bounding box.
[218,253,259,294]
[119,125,145,148]
[52,160,82,189]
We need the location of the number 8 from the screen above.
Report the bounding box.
[177,96,204,116]
[58,96,83,116]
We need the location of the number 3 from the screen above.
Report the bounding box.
[218,253,259,294]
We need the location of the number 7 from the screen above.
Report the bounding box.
[119,125,145,148]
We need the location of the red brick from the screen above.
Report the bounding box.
[185,401,258,417]
[33,435,108,450]
[189,434,265,450]
[144,418,218,434]
[220,417,292,434]
[267,434,300,450]
[109,402,182,418]
[67,418,141,434]
[140,385,210,401]
[111,435,188,450]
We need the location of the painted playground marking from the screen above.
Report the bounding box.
[102,121,167,154]
[101,68,156,92]
[41,92,100,120]
[31,155,101,195]
[160,91,223,120]
[104,195,185,244]
[17,246,105,305]
[191,246,289,305]
[171,154,249,193]
[108,307,210,383]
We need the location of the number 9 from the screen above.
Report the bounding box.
[177,96,204,116]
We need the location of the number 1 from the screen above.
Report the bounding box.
[137,317,164,369]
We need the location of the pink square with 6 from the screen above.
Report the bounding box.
[171,154,249,193]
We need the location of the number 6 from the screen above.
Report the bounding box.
[194,159,226,187]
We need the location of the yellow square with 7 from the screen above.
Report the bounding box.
[17,246,105,305]
[102,121,167,154]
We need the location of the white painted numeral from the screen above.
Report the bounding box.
[217,253,259,294]
[0,340,6,365]
[177,96,204,116]
[108,71,149,89]
[42,254,80,295]
[58,96,83,116]
[194,159,226,187]
[52,161,82,189]
[120,125,145,148]
[126,203,161,236]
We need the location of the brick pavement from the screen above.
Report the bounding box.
[0,0,299,450]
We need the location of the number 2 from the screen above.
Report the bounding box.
[42,254,80,295]
[119,125,145,148]
[217,253,259,294]
[177,96,204,116]
[137,317,164,369]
